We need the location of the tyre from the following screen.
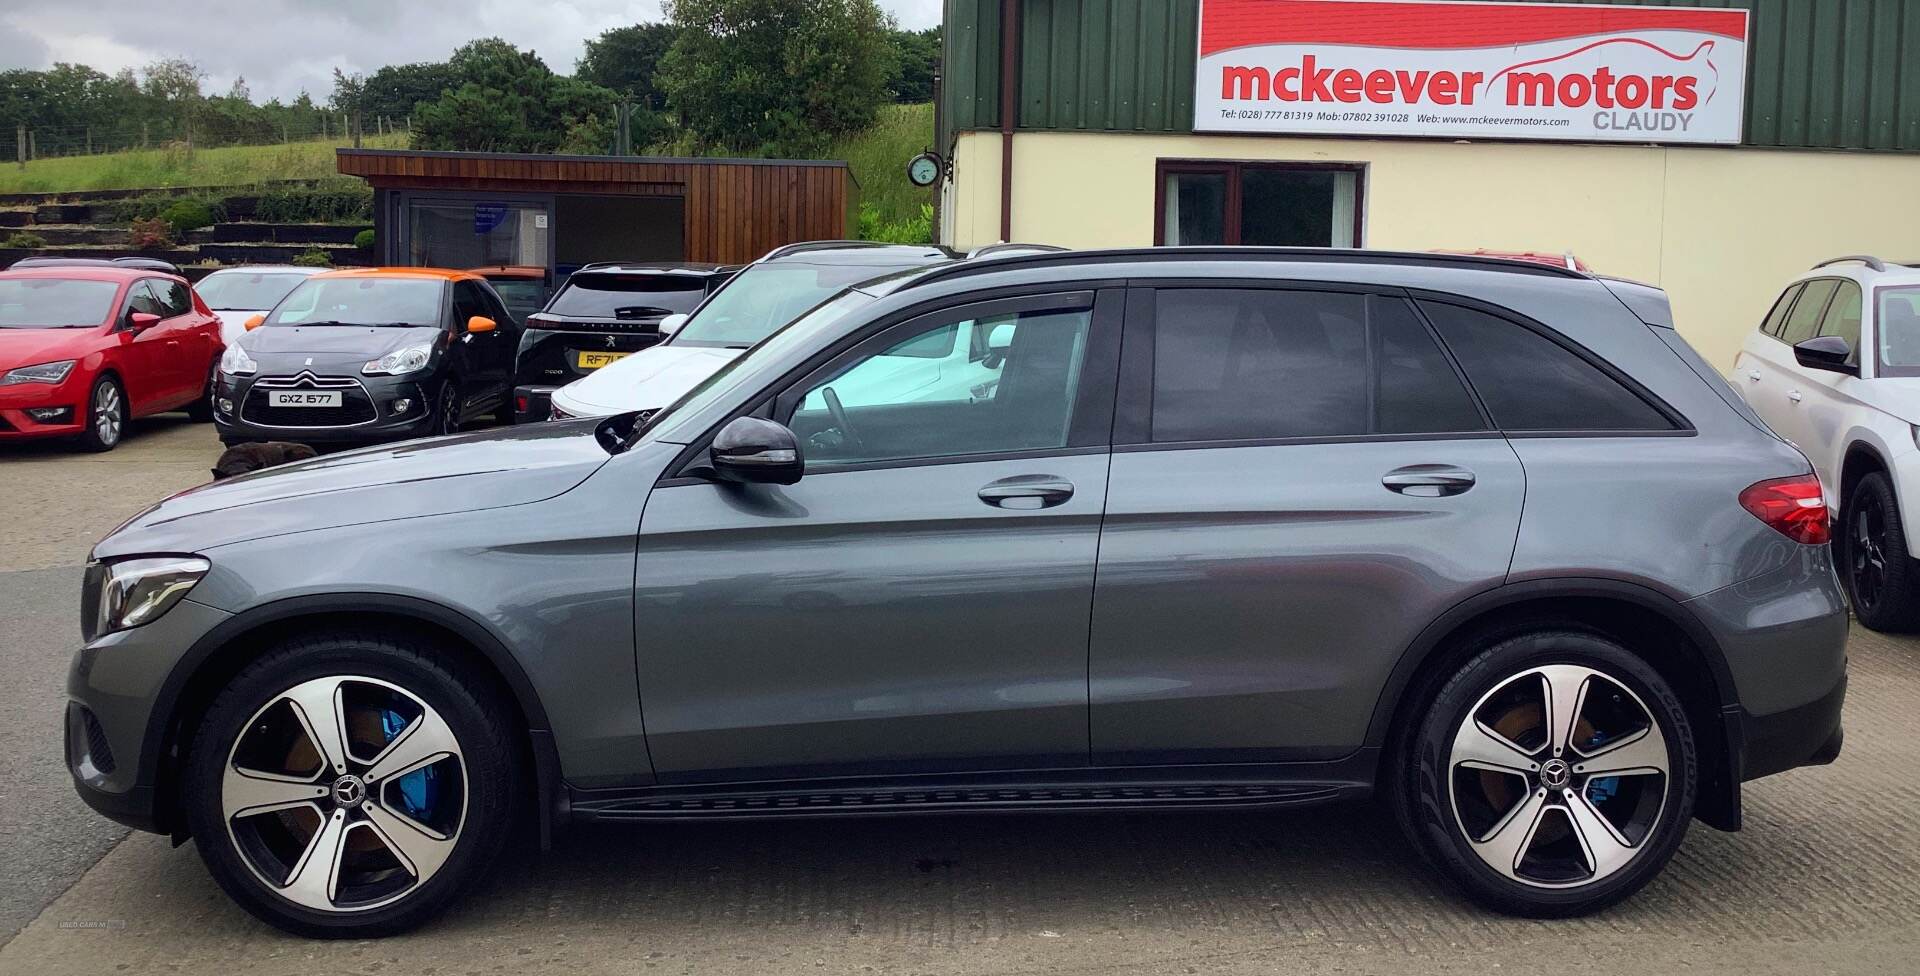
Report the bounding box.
[76,374,125,452]
[187,362,216,422]
[432,380,461,436]
[183,632,520,938]
[1841,471,1920,632]
[1394,631,1696,917]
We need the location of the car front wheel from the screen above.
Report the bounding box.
[184,633,519,938]
[1396,631,1696,917]
[76,375,125,452]
[1842,471,1920,632]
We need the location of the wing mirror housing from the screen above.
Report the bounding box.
[1793,335,1856,375]
[657,313,689,336]
[243,314,265,332]
[128,311,161,332]
[466,315,497,334]
[709,416,803,485]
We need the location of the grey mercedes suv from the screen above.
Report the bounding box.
[67,249,1847,937]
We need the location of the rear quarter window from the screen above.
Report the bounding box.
[1760,285,1801,338]
[1418,300,1676,433]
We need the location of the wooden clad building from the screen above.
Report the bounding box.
[336,148,857,270]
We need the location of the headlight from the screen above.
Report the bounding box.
[364,343,434,376]
[220,344,258,376]
[1,360,76,386]
[84,556,210,640]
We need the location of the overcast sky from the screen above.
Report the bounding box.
[0,0,945,102]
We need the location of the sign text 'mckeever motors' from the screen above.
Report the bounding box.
[1194,0,1750,144]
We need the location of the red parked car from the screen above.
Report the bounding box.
[0,264,223,451]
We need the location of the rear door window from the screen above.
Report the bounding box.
[1419,301,1675,432]
[1760,285,1800,338]
[1148,289,1485,442]
[1779,279,1839,345]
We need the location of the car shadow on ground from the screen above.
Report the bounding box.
[0,414,202,460]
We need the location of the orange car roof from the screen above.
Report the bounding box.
[311,267,483,282]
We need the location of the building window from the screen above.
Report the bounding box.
[1156,162,1363,248]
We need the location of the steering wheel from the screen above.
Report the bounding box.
[821,387,865,454]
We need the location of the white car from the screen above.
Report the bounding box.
[191,265,327,344]
[548,242,1066,421]
[1734,255,1920,630]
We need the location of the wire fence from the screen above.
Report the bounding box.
[0,116,414,164]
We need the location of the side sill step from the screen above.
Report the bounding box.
[570,782,1359,822]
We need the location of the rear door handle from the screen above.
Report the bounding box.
[1382,465,1476,497]
[1745,369,1762,382]
[1787,390,1803,403]
[978,475,1075,510]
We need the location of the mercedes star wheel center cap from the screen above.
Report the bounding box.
[331,774,368,809]
[1540,759,1572,792]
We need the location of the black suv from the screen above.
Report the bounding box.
[510,263,734,423]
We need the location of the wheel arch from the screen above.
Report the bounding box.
[1367,578,1744,831]
[143,592,562,842]
[1839,437,1893,515]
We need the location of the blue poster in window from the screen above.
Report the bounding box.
[473,204,509,235]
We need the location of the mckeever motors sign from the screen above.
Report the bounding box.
[1195,0,1749,144]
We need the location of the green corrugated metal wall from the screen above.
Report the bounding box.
[942,0,1920,151]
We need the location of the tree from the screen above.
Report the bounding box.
[888,27,939,104]
[361,62,454,122]
[577,23,679,108]
[331,68,367,146]
[411,39,619,153]
[657,0,898,158]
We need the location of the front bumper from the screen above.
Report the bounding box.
[67,597,234,834]
[0,371,89,439]
[214,371,437,446]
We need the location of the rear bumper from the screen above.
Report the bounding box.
[514,385,556,424]
[1734,671,1846,782]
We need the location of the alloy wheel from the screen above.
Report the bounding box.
[1851,497,1889,615]
[93,382,123,446]
[1447,664,1670,889]
[221,675,467,914]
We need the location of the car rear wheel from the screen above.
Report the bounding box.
[1842,471,1920,632]
[76,375,125,452]
[1395,631,1696,917]
[183,633,520,938]
[187,362,216,422]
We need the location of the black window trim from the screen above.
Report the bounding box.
[1408,290,1695,438]
[1114,278,1500,450]
[660,286,1124,484]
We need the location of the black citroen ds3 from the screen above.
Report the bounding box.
[213,268,521,446]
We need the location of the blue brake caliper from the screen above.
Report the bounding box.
[379,709,435,819]
[1583,727,1620,804]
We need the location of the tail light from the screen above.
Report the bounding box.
[1739,474,1830,545]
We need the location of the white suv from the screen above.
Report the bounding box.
[1735,255,1920,630]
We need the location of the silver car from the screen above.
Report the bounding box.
[66,248,1846,937]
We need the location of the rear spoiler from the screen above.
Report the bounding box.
[1597,276,1674,329]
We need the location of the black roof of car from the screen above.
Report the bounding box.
[572,261,729,276]
[9,255,184,274]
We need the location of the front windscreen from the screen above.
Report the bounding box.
[1879,287,1920,375]
[265,278,443,328]
[548,274,708,319]
[672,262,927,348]
[193,272,310,311]
[0,278,119,328]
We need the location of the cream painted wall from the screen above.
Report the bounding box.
[944,130,1920,368]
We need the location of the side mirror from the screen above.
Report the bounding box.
[243,314,265,332]
[466,315,496,334]
[1794,335,1856,375]
[986,322,1015,352]
[128,311,161,332]
[657,313,689,336]
[709,416,803,485]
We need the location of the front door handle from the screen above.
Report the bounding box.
[1382,465,1476,497]
[978,475,1075,510]
[1745,369,1762,382]
[1787,390,1803,403]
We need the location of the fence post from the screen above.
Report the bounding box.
[141,120,149,148]
[86,126,92,155]
[15,125,24,170]
[322,114,329,140]
[27,128,35,161]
